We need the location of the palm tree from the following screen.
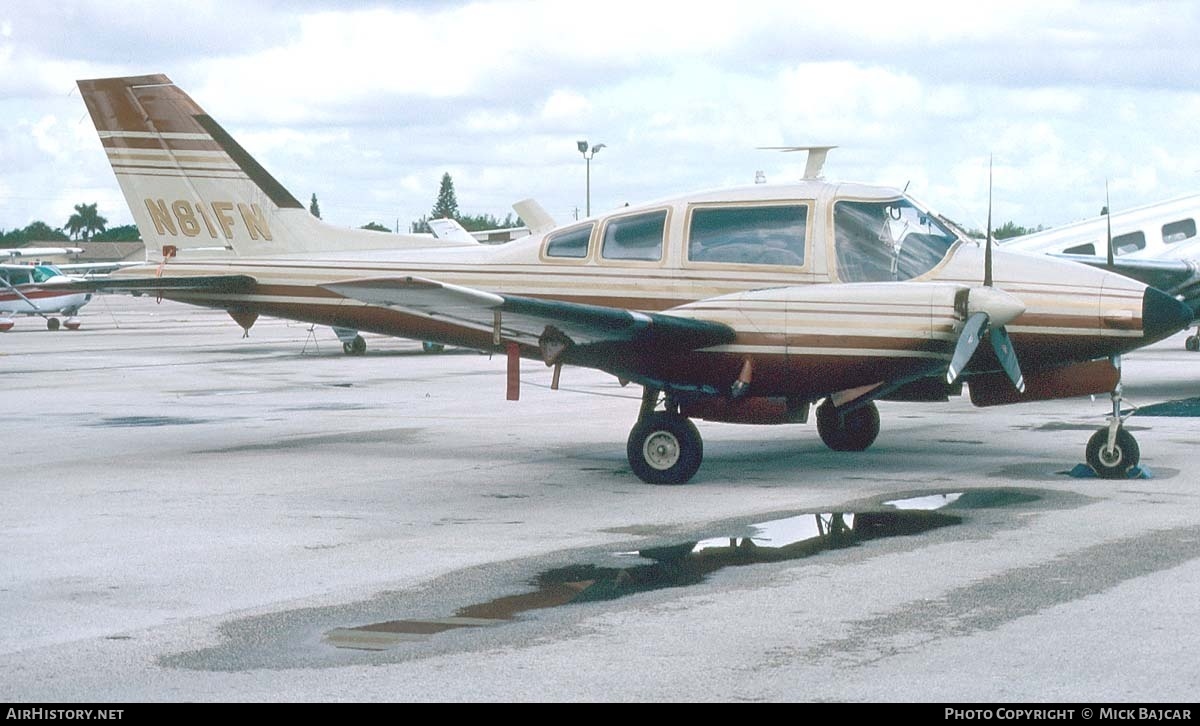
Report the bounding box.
[64,203,108,241]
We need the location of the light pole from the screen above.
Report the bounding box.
[577,140,605,217]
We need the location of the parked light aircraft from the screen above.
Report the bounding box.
[1001,194,1200,350]
[66,74,1194,483]
[1,248,99,330]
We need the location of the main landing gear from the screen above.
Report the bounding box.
[815,400,880,451]
[342,335,367,356]
[625,388,884,485]
[1186,331,1200,352]
[626,388,703,485]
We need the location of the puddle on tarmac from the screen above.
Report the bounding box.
[325,488,1036,651]
[89,416,210,428]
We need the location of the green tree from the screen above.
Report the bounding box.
[431,172,459,220]
[309,194,321,219]
[94,224,141,242]
[16,220,70,243]
[360,221,390,232]
[64,203,107,241]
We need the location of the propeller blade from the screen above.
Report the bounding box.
[946,312,989,385]
[990,325,1025,392]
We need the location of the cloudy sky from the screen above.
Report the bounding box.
[2,0,1198,236]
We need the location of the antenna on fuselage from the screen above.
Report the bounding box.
[757,145,838,180]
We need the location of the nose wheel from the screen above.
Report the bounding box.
[1086,364,1140,479]
[1086,426,1139,479]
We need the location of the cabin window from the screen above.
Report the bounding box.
[1062,243,1096,255]
[688,204,808,266]
[1,268,32,286]
[833,198,957,282]
[31,265,60,283]
[602,210,667,261]
[1113,231,1146,255]
[1163,218,1196,244]
[544,223,594,258]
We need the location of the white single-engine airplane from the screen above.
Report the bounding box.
[1,248,100,330]
[66,74,1193,483]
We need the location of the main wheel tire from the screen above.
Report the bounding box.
[1187,336,1200,352]
[1086,427,1140,479]
[46,318,60,331]
[627,412,703,485]
[816,400,880,451]
[342,335,366,355]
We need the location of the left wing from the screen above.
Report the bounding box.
[320,276,735,366]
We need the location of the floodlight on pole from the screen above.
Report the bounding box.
[578,140,606,217]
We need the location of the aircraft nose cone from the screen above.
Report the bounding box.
[1142,286,1194,342]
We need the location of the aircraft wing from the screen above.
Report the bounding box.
[51,274,258,295]
[320,276,735,360]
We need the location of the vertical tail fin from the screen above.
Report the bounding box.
[77,74,472,259]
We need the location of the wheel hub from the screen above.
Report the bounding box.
[643,431,681,470]
[1098,444,1123,467]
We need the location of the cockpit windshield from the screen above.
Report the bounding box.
[833,197,959,282]
[31,265,63,283]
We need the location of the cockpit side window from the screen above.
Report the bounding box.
[834,199,957,282]
[601,210,667,261]
[545,223,594,259]
[688,204,808,266]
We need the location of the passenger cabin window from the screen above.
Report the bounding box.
[834,198,957,282]
[545,223,594,259]
[1,268,32,286]
[688,204,808,266]
[1113,231,1146,255]
[1062,243,1096,255]
[602,210,666,261]
[1163,218,1196,244]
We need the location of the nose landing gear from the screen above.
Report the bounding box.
[1086,357,1140,479]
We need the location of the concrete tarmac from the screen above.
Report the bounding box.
[2,295,1199,702]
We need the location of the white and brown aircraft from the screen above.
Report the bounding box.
[66,73,1193,483]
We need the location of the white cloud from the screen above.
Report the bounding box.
[1,0,1199,233]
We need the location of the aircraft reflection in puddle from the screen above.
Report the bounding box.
[325,491,1028,651]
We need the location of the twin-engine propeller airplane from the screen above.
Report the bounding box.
[66,74,1193,483]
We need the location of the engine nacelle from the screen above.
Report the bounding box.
[969,359,1120,407]
[681,396,809,425]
